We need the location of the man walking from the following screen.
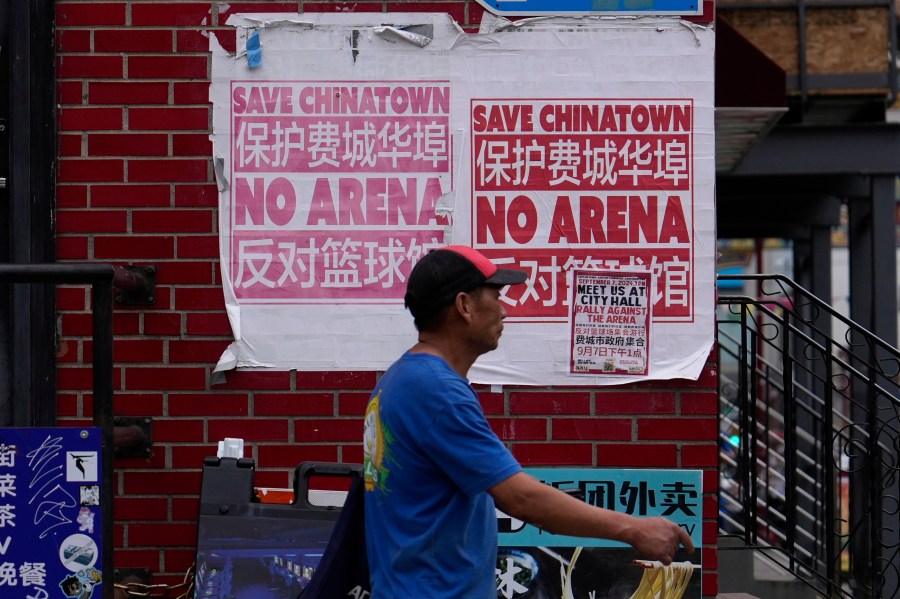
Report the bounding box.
[363,246,693,598]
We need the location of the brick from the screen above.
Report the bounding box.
[58,159,124,183]
[57,393,81,417]
[113,393,165,417]
[209,29,237,54]
[174,82,212,105]
[129,159,209,183]
[258,444,338,468]
[295,419,361,443]
[185,312,231,335]
[489,417,547,441]
[91,184,171,207]
[60,312,93,336]
[169,392,249,416]
[57,339,81,363]
[701,572,716,596]
[478,392,504,415]
[174,287,225,310]
[57,184,88,208]
[57,55,123,79]
[57,2,127,26]
[510,391,590,415]
[144,312,183,335]
[84,339,164,363]
[385,2,465,23]
[209,418,289,442]
[111,549,162,570]
[255,392,334,416]
[95,29,173,52]
[126,367,207,391]
[112,312,142,335]
[114,496,168,520]
[301,2,383,13]
[176,29,214,53]
[58,80,85,105]
[151,419,206,443]
[155,261,215,285]
[57,236,90,259]
[130,107,209,131]
[132,3,213,26]
[639,417,716,441]
[57,29,92,53]
[57,367,93,390]
[128,522,198,546]
[88,133,168,156]
[338,392,370,416]
[175,184,218,207]
[596,391,676,414]
[89,81,170,105]
[59,134,83,157]
[467,2,487,27]
[178,235,219,259]
[58,286,88,310]
[552,417,632,441]
[168,339,230,363]
[295,371,377,390]
[702,520,717,545]
[59,107,123,131]
[57,209,127,233]
[342,445,364,464]
[512,443,593,466]
[133,209,214,233]
[681,444,718,467]
[218,2,301,23]
[95,235,175,259]
[597,443,676,467]
[681,391,718,415]
[218,370,291,390]
[703,495,718,520]
[129,55,208,79]
[173,133,212,156]
[165,549,198,573]
[171,446,219,470]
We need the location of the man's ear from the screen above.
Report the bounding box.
[453,291,475,322]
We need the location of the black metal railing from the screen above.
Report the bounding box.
[717,274,900,599]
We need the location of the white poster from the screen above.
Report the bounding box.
[211,13,715,385]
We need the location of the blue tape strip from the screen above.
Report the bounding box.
[247,30,262,69]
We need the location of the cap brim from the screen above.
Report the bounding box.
[485,268,528,286]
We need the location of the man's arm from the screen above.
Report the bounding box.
[488,472,694,565]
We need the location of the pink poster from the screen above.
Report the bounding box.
[228,81,452,303]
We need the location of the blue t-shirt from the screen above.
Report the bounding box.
[363,352,522,599]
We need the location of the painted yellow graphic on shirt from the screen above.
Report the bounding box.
[364,392,393,491]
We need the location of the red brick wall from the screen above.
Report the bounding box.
[54,1,720,594]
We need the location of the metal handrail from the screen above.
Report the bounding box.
[0,263,115,599]
[717,274,900,599]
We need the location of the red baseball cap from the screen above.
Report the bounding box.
[404,246,527,320]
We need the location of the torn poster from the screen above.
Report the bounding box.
[211,12,715,385]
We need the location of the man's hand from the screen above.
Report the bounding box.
[624,516,695,565]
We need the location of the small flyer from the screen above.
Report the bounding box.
[569,270,652,376]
